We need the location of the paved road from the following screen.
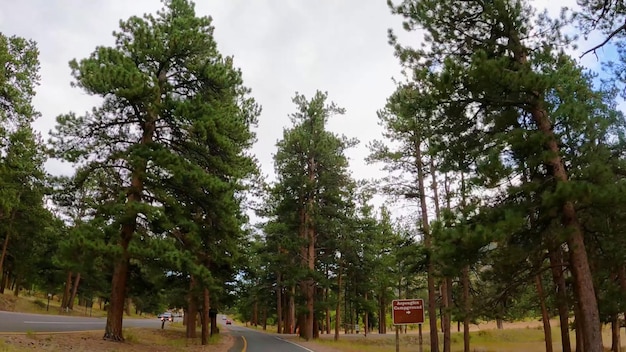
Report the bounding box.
[227,325,314,352]
[0,311,162,333]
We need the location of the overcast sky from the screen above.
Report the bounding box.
[0,0,609,212]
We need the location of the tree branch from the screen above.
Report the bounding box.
[580,20,626,58]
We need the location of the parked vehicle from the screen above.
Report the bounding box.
[226,319,232,325]
[158,312,173,322]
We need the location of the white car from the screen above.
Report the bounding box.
[159,312,173,322]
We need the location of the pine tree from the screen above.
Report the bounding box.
[388,1,626,350]
[369,81,441,351]
[50,0,258,341]
[271,90,356,340]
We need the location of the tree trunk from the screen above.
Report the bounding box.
[462,265,471,352]
[442,279,451,352]
[61,271,72,309]
[201,287,209,345]
[414,136,439,352]
[364,291,369,336]
[253,300,258,326]
[125,298,132,316]
[300,225,315,340]
[262,306,267,331]
[288,285,295,334]
[68,272,80,310]
[12,275,19,297]
[334,261,342,341]
[618,266,626,345]
[0,233,9,292]
[276,273,283,334]
[379,295,387,334]
[573,293,584,352]
[433,158,449,351]
[313,315,320,338]
[325,287,331,334]
[550,247,572,352]
[536,274,553,352]
[511,31,602,352]
[611,313,620,352]
[103,242,131,341]
[186,276,198,338]
[0,270,5,294]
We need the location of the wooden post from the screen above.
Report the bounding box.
[419,324,423,352]
[395,325,400,352]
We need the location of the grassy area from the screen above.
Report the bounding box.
[0,292,228,351]
[0,292,150,319]
[0,328,228,352]
[302,323,626,352]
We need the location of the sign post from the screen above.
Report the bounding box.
[392,299,425,352]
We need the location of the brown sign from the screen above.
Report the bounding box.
[392,299,424,325]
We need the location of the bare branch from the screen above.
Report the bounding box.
[580,20,626,58]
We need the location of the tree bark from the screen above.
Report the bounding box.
[262,306,267,331]
[61,271,72,309]
[618,267,626,340]
[201,287,209,345]
[611,313,620,352]
[288,285,295,334]
[125,298,132,316]
[325,287,331,334]
[103,244,130,341]
[68,272,81,310]
[442,279,451,352]
[511,31,602,352]
[536,274,553,352]
[186,276,198,338]
[253,300,258,326]
[334,260,342,341]
[12,275,19,297]
[276,273,283,334]
[573,287,585,352]
[299,150,317,341]
[364,291,369,336]
[379,294,387,334]
[414,135,439,352]
[462,265,471,352]
[549,247,572,352]
[0,233,9,290]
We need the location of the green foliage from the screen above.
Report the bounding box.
[49,0,259,336]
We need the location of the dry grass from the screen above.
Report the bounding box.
[0,292,150,319]
[0,328,232,352]
[298,320,626,352]
[0,293,232,352]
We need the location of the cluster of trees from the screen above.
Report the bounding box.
[5,0,626,351]
[1,0,259,345]
[235,2,626,352]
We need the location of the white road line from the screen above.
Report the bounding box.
[23,321,103,324]
[275,337,315,352]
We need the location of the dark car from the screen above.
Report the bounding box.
[226,319,232,325]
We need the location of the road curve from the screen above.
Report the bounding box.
[227,324,315,352]
[0,311,162,333]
